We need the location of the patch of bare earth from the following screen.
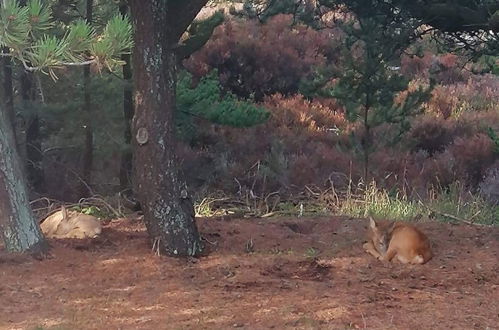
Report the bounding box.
[1,217,498,329]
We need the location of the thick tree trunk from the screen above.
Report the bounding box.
[129,0,208,256]
[81,0,94,197]
[0,105,48,254]
[119,3,134,191]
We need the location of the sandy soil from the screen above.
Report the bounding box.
[1,216,498,330]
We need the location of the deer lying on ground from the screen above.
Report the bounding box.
[363,217,432,264]
[40,206,102,239]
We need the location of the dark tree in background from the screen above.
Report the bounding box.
[129,0,210,257]
[19,0,44,193]
[1,46,15,140]
[81,0,94,196]
[119,2,134,191]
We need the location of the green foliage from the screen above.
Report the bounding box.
[70,205,106,218]
[177,10,225,60]
[304,247,320,259]
[40,71,125,154]
[427,182,499,226]
[64,19,95,56]
[28,35,67,70]
[0,0,30,48]
[242,0,319,27]
[487,127,499,155]
[338,181,499,225]
[325,12,431,175]
[339,181,423,221]
[91,14,133,70]
[27,0,53,37]
[298,66,334,99]
[0,1,132,76]
[177,70,270,141]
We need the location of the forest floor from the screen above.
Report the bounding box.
[1,216,498,330]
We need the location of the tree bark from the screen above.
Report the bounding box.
[119,3,134,191]
[129,0,208,256]
[0,104,48,254]
[81,0,94,197]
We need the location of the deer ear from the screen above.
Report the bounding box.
[369,217,377,229]
[61,205,68,221]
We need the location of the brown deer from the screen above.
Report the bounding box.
[363,217,432,264]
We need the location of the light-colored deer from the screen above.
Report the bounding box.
[40,206,102,239]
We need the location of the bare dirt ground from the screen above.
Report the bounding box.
[1,216,498,330]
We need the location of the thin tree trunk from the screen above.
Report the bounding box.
[81,0,94,197]
[0,104,48,254]
[119,3,134,191]
[1,47,15,140]
[129,0,207,256]
[362,94,371,182]
[21,67,45,193]
[18,0,44,193]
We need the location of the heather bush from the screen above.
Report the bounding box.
[401,52,470,85]
[176,92,359,196]
[406,133,497,192]
[409,115,463,155]
[179,10,497,201]
[424,74,499,118]
[448,134,497,188]
[184,14,336,100]
[479,162,499,205]
[409,104,499,157]
[263,94,351,139]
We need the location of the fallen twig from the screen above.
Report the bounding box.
[423,204,490,227]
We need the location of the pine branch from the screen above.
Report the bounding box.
[0,2,132,76]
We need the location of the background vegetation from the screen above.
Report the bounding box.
[2,0,498,225]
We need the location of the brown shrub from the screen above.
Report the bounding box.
[410,116,459,155]
[264,93,349,133]
[425,75,499,118]
[419,151,458,190]
[479,161,499,205]
[401,52,470,85]
[184,14,337,100]
[410,110,498,156]
[449,134,497,187]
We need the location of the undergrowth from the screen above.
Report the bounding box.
[194,181,499,226]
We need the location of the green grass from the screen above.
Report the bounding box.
[426,183,499,225]
[338,182,421,221]
[193,181,498,226]
[338,181,498,225]
[304,247,320,259]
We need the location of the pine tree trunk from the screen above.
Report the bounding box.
[0,104,48,254]
[129,0,207,256]
[119,3,134,191]
[362,94,372,182]
[81,0,94,197]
